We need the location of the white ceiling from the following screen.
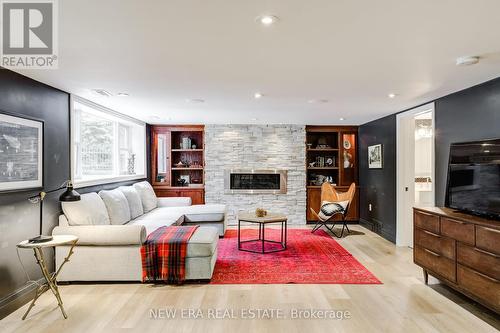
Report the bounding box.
[14,0,500,125]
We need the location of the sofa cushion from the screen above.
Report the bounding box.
[118,186,144,219]
[183,204,226,223]
[62,192,110,226]
[133,181,158,213]
[157,197,192,207]
[133,207,184,222]
[129,205,226,236]
[99,189,131,225]
[187,227,218,257]
[128,215,181,235]
[132,205,224,223]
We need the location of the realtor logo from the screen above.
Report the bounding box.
[1,0,58,69]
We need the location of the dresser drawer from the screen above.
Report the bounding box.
[476,225,500,255]
[440,217,474,245]
[414,210,440,234]
[457,243,500,280]
[457,264,500,312]
[415,228,455,259]
[414,246,456,282]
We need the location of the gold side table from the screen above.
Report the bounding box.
[17,235,78,320]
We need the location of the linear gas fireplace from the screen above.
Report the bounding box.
[224,169,287,194]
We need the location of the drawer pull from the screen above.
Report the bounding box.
[481,227,500,234]
[417,211,433,217]
[449,219,467,225]
[424,248,441,257]
[469,269,499,283]
[473,247,500,259]
[422,230,441,238]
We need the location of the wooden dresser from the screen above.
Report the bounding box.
[413,207,500,313]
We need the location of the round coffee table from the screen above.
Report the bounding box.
[237,213,287,254]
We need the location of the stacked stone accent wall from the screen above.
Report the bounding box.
[205,125,306,225]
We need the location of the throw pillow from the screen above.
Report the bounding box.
[318,200,349,221]
[118,186,144,219]
[99,189,132,225]
[133,181,158,213]
[62,192,111,226]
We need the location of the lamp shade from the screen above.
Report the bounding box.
[58,183,81,202]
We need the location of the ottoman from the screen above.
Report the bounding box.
[185,226,219,280]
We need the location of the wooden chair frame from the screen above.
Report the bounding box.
[310,182,356,238]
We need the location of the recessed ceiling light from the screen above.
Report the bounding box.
[254,92,264,99]
[308,99,329,104]
[388,93,397,99]
[256,15,279,26]
[251,117,258,121]
[116,92,129,97]
[456,56,480,66]
[339,117,345,121]
[91,89,112,97]
[186,98,205,103]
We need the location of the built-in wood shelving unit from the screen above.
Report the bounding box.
[306,125,359,222]
[151,125,205,204]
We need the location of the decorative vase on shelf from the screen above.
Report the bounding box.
[343,151,352,168]
[127,154,136,174]
[182,137,191,150]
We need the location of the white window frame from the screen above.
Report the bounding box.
[118,123,132,174]
[70,95,147,188]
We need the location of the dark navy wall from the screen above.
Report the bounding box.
[0,69,150,318]
[359,76,500,243]
[0,68,70,316]
[435,78,500,206]
[358,114,397,242]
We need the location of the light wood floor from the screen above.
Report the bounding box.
[1,225,498,333]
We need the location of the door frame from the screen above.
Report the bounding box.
[396,103,435,247]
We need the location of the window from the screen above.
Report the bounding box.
[71,97,146,187]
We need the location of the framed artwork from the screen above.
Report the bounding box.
[368,144,383,169]
[0,112,43,192]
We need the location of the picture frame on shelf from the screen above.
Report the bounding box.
[325,156,335,167]
[0,112,43,192]
[368,144,383,169]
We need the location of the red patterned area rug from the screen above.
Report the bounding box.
[210,228,381,284]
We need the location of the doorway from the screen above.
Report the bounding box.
[396,103,435,247]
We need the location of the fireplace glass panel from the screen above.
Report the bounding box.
[230,173,281,190]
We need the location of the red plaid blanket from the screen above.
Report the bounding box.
[141,225,199,284]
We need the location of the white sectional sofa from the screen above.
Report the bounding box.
[52,181,226,282]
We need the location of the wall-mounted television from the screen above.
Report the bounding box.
[445,138,500,220]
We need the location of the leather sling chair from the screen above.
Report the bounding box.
[310,182,356,238]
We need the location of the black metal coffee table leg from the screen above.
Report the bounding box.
[284,219,287,249]
[261,223,265,253]
[238,219,288,254]
[238,218,241,250]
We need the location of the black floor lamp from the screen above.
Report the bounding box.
[28,180,81,243]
